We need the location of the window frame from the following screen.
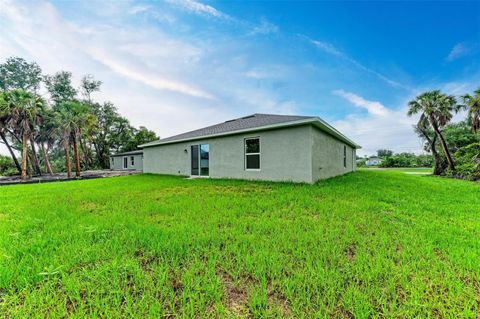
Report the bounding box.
[244,137,261,171]
[123,156,128,169]
[130,156,135,166]
[343,145,347,168]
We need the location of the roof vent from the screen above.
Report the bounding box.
[224,119,236,123]
[241,115,255,119]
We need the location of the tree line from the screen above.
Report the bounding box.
[408,89,479,179]
[0,56,158,179]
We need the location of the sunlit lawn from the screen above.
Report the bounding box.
[360,167,433,173]
[0,171,479,318]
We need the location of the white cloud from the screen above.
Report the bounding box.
[308,37,410,90]
[128,5,150,15]
[332,90,420,156]
[0,0,299,157]
[165,0,231,19]
[446,42,473,61]
[309,39,344,58]
[332,87,472,156]
[333,89,390,117]
[85,46,214,99]
[250,17,279,35]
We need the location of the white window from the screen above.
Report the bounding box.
[130,156,135,166]
[245,137,260,170]
[343,145,347,168]
[123,157,128,169]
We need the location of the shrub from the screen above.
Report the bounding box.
[451,143,480,181]
[0,155,17,176]
[378,153,433,168]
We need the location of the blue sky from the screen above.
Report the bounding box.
[0,0,479,155]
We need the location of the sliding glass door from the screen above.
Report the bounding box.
[191,145,199,175]
[191,144,209,176]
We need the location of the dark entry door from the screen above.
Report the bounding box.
[191,145,199,175]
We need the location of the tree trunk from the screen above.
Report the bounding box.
[29,136,42,176]
[430,136,447,175]
[73,136,81,177]
[21,133,28,180]
[429,116,455,171]
[79,137,90,169]
[64,141,71,178]
[0,130,22,174]
[418,127,446,175]
[40,142,54,175]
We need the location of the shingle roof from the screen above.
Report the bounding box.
[140,113,360,148]
[110,150,143,157]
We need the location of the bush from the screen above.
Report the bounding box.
[451,143,480,181]
[378,153,433,168]
[0,155,17,176]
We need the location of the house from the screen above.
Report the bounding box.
[365,156,382,166]
[110,150,143,171]
[139,113,360,183]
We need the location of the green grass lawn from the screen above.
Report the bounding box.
[360,167,433,173]
[1,171,479,318]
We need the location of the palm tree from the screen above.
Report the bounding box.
[36,108,56,175]
[414,114,446,175]
[0,92,22,174]
[407,90,459,171]
[54,101,96,177]
[70,102,96,177]
[461,88,480,134]
[53,103,75,178]
[4,90,45,180]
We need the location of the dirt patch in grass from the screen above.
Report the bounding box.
[267,282,290,317]
[219,271,249,317]
[134,249,157,273]
[433,247,446,261]
[331,307,354,318]
[345,243,356,261]
[79,201,107,215]
[208,185,272,196]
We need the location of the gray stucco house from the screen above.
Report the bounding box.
[139,113,360,183]
[110,150,143,171]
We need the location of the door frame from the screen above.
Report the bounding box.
[190,144,209,176]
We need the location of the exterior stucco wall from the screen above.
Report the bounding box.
[311,126,355,182]
[110,154,143,171]
[143,125,313,183]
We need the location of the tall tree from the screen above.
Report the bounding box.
[44,71,77,105]
[461,88,480,134]
[0,57,42,92]
[414,114,446,175]
[80,74,102,103]
[0,92,21,173]
[377,149,393,158]
[408,90,459,171]
[54,101,96,177]
[36,109,56,175]
[4,90,45,179]
[53,103,75,178]
[91,102,135,168]
[121,126,158,152]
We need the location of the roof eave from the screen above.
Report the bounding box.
[139,118,360,149]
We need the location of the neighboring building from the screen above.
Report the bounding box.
[139,113,360,183]
[365,156,382,166]
[110,150,143,171]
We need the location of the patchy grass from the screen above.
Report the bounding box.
[0,170,479,318]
